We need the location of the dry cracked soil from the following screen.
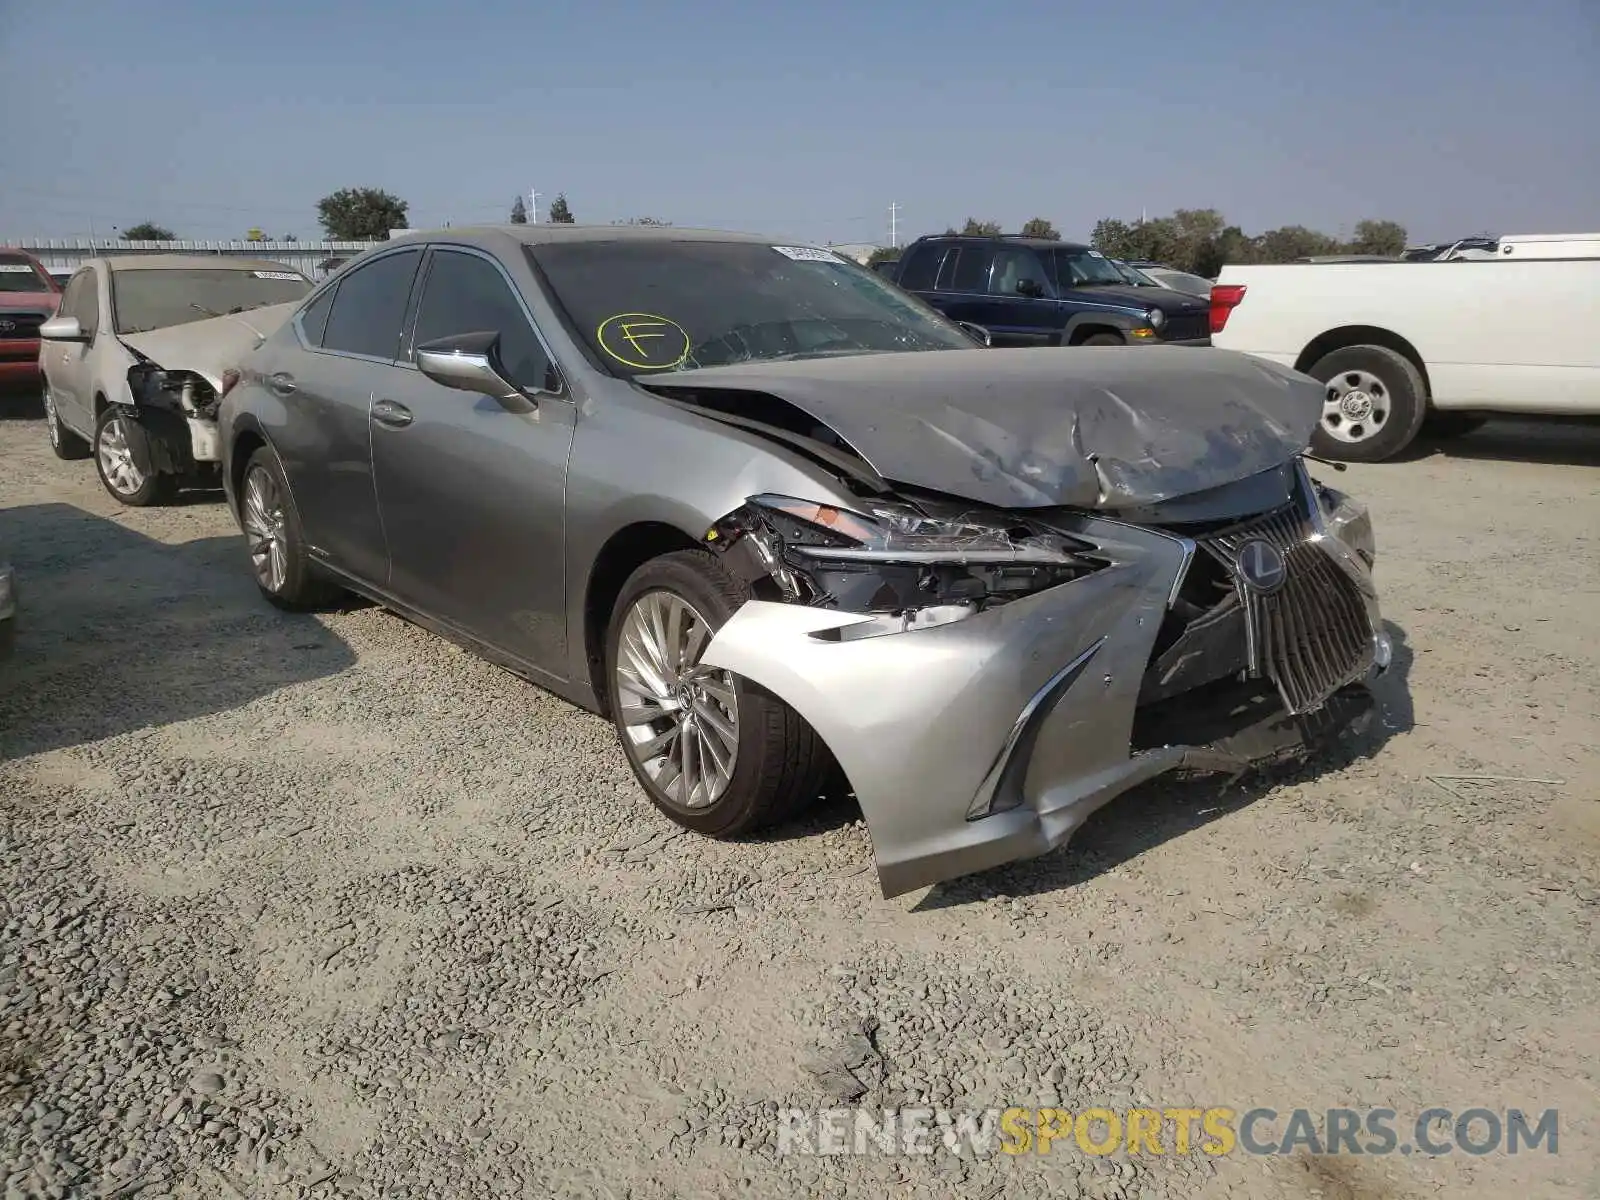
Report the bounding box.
[2,394,1598,1200]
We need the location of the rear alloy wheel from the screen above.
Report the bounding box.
[606,550,829,837]
[1306,344,1428,463]
[94,406,175,505]
[44,387,90,460]
[240,445,341,610]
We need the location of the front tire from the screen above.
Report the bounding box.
[44,387,90,460]
[606,549,828,837]
[1081,333,1123,347]
[94,405,176,505]
[240,444,341,610]
[1306,344,1428,462]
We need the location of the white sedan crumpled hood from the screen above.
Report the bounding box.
[118,302,298,390]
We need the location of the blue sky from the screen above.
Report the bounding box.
[1,0,1595,246]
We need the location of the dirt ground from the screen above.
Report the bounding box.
[2,393,1597,1200]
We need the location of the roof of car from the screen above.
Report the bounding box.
[911,233,1093,251]
[385,224,788,249]
[100,255,307,273]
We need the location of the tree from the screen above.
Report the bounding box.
[947,217,1002,236]
[316,187,409,240]
[509,195,528,224]
[867,246,900,265]
[121,222,175,241]
[245,228,265,242]
[281,233,298,243]
[1255,224,1341,263]
[1349,218,1407,257]
[547,193,575,224]
[1019,216,1060,240]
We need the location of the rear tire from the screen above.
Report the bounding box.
[44,387,90,460]
[606,549,828,838]
[1306,344,1428,463]
[240,444,342,610]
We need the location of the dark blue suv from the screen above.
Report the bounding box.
[888,234,1211,348]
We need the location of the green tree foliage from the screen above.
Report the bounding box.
[866,246,900,265]
[121,222,175,241]
[1019,216,1060,240]
[316,187,409,240]
[951,217,1003,236]
[547,193,575,224]
[1090,210,1407,273]
[509,196,528,224]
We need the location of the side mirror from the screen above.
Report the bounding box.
[1015,279,1045,299]
[957,321,992,347]
[39,315,88,343]
[415,331,522,401]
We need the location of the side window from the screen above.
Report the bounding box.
[321,249,421,360]
[988,249,1050,297]
[298,285,336,347]
[937,247,989,293]
[410,250,558,393]
[894,244,945,292]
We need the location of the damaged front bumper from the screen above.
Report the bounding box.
[700,469,1387,898]
[121,362,224,478]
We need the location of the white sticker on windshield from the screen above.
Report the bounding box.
[771,245,842,263]
[251,270,302,280]
[0,263,36,273]
[1086,250,1105,258]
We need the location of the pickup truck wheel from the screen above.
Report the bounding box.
[1082,333,1123,346]
[1306,345,1428,462]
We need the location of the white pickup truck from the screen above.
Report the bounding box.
[1209,233,1600,461]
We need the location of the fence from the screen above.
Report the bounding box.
[2,238,386,281]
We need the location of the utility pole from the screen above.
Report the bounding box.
[888,202,900,249]
[529,188,541,224]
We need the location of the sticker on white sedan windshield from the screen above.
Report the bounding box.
[771,245,842,263]
[1086,250,1105,258]
[0,264,36,273]
[251,270,302,280]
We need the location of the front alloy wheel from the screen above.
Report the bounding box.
[93,406,174,505]
[615,590,740,810]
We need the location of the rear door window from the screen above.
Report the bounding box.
[321,249,422,360]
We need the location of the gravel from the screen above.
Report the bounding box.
[2,405,1598,1198]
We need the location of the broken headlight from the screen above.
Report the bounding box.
[706,495,1103,627]
[1313,484,1376,565]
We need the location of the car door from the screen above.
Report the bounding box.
[267,247,422,587]
[369,245,575,676]
[49,268,99,432]
[979,247,1060,346]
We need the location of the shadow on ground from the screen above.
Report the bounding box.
[1408,416,1600,468]
[0,502,355,759]
[912,620,1415,909]
[0,383,45,421]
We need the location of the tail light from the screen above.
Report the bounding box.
[220,368,241,398]
[1209,284,1246,334]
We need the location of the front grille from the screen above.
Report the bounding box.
[1160,311,1210,342]
[0,310,46,339]
[1197,501,1375,714]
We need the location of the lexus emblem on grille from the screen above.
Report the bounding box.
[1236,538,1287,594]
[0,319,15,334]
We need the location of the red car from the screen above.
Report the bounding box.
[0,248,62,388]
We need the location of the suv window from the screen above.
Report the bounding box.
[62,271,98,335]
[410,250,557,392]
[321,249,421,359]
[894,243,947,292]
[936,246,989,293]
[988,248,1051,297]
[298,286,336,346]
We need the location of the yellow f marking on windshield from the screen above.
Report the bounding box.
[597,312,690,370]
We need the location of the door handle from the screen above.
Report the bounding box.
[268,372,297,396]
[372,399,413,428]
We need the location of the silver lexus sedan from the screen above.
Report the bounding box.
[218,225,1390,897]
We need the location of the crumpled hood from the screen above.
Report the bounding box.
[119,302,297,389]
[641,345,1322,510]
